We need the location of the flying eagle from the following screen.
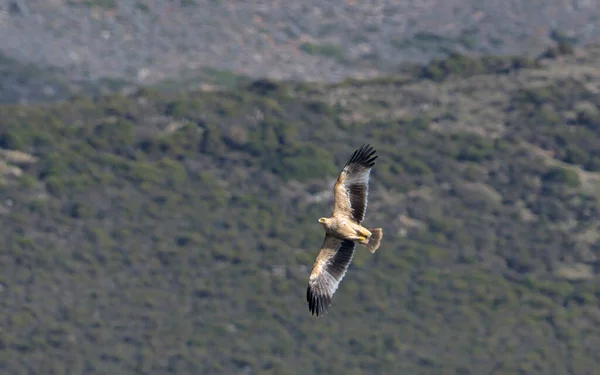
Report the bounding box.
[307,144,382,316]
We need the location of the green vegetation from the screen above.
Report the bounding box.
[391,29,492,55]
[1,46,600,374]
[300,42,345,61]
[0,51,133,104]
[74,0,118,9]
[391,32,459,54]
[418,52,540,81]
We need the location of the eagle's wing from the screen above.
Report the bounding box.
[307,235,356,316]
[332,144,378,224]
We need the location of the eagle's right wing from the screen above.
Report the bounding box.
[332,144,378,224]
[307,235,356,316]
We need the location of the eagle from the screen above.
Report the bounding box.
[307,144,382,316]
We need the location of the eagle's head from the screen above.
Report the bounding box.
[318,217,330,226]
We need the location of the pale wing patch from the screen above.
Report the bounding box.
[307,236,356,316]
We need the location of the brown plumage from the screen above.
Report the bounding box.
[307,144,383,316]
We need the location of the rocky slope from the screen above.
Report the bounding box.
[0,0,597,85]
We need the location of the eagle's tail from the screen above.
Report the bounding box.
[365,228,382,253]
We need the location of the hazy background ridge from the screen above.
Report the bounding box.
[0,0,598,85]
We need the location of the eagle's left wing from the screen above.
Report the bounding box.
[332,144,378,224]
[307,235,356,316]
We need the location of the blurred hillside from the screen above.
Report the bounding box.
[0,0,598,87]
[1,45,600,374]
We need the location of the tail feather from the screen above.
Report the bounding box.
[365,228,382,253]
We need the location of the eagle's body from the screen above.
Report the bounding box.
[318,217,371,245]
[306,144,383,316]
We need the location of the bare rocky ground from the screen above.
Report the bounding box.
[0,0,598,87]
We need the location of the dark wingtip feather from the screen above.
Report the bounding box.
[307,286,331,316]
[345,144,378,169]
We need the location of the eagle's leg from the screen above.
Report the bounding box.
[355,227,372,244]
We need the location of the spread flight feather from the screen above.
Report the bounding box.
[307,144,383,316]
